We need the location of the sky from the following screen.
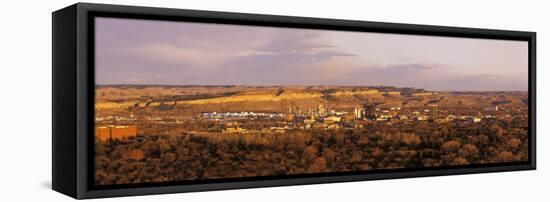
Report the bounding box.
[95,17,528,91]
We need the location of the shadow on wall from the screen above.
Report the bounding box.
[41,181,51,189]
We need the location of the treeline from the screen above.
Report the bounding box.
[95,118,528,185]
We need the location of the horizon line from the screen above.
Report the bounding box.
[95,83,528,92]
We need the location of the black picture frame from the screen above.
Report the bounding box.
[52,2,536,199]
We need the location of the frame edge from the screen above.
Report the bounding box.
[52,3,79,199]
[66,2,537,199]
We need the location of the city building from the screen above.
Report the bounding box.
[483,105,499,111]
[222,122,248,133]
[364,104,377,120]
[324,116,342,123]
[318,104,326,116]
[354,107,365,120]
[428,104,439,120]
[376,114,390,121]
[95,125,137,142]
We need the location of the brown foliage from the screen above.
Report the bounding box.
[94,117,529,185]
[122,149,145,161]
[442,140,461,152]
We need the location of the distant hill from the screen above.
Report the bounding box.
[95,85,526,112]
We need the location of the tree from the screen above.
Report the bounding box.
[458,144,479,160]
[452,157,469,165]
[497,151,515,162]
[122,149,145,161]
[308,157,327,173]
[442,140,461,153]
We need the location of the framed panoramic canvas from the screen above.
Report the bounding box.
[52,3,536,199]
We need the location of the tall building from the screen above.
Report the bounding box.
[286,103,302,115]
[318,104,326,116]
[354,107,365,120]
[429,104,438,120]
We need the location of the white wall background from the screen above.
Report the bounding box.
[0,0,547,201]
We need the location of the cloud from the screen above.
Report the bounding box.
[133,45,205,65]
[440,74,527,91]
[108,24,359,85]
[95,17,528,91]
[248,29,356,59]
[209,30,359,85]
[339,63,527,91]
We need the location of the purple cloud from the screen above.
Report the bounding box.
[339,63,527,91]
[95,17,528,91]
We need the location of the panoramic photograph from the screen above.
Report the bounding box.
[93,17,529,185]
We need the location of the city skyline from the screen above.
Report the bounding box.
[95,17,528,91]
